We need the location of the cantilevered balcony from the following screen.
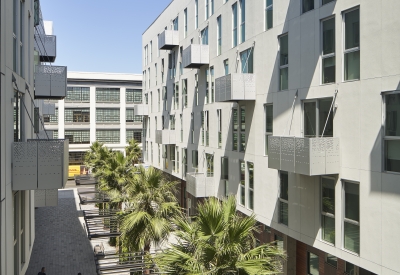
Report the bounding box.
[13,139,69,190]
[186,172,215,198]
[35,65,67,99]
[268,136,340,176]
[215,73,256,102]
[41,102,56,115]
[34,34,57,62]
[158,30,179,50]
[182,44,209,68]
[155,130,176,144]
[134,104,149,116]
[35,189,58,207]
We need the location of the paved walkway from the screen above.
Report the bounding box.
[26,188,97,275]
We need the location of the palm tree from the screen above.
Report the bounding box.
[84,141,113,174]
[126,138,142,165]
[155,196,286,275]
[120,166,183,256]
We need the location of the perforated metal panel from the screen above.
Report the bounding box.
[46,189,59,206]
[134,105,149,116]
[42,102,56,115]
[295,138,310,175]
[215,73,255,102]
[156,130,176,145]
[13,142,38,190]
[35,65,67,99]
[281,137,295,172]
[310,139,326,175]
[158,30,179,50]
[35,190,46,207]
[268,136,281,170]
[182,44,209,68]
[186,173,214,198]
[34,34,56,62]
[325,138,340,174]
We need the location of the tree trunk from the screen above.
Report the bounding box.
[143,243,151,274]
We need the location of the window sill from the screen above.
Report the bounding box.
[342,79,360,83]
[383,170,400,175]
[320,82,336,86]
[320,239,335,247]
[342,248,359,257]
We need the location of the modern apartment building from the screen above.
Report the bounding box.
[142,0,400,274]
[1,0,68,274]
[43,72,145,167]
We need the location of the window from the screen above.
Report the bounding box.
[240,160,245,206]
[158,89,161,111]
[206,153,214,177]
[302,0,314,13]
[205,0,209,19]
[210,66,215,102]
[126,129,142,143]
[66,87,90,102]
[239,0,245,43]
[279,171,288,226]
[179,47,183,75]
[126,109,143,123]
[195,0,198,29]
[344,9,360,81]
[308,252,319,275]
[69,151,86,165]
[232,3,238,47]
[322,0,334,5]
[344,181,359,254]
[155,63,158,85]
[14,91,22,142]
[158,145,161,166]
[191,113,195,144]
[43,108,58,124]
[163,86,167,110]
[240,48,253,73]
[183,148,188,175]
[321,177,335,244]
[322,17,335,84]
[96,130,120,144]
[326,254,337,268]
[64,108,89,123]
[384,93,400,172]
[150,41,152,62]
[96,109,120,123]
[150,92,153,112]
[221,157,229,196]
[171,145,176,171]
[279,34,289,90]
[247,162,254,210]
[176,147,180,173]
[173,16,179,31]
[275,234,284,250]
[211,0,214,15]
[265,104,273,155]
[195,74,199,106]
[126,89,142,103]
[303,98,334,138]
[224,59,229,75]
[182,79,188,108]
[96,88,120,102]
[148,68,151,88]
[170,115,175,130]
[180,114,183,142]
[13,0,17,72]
[217,16,222,55]
[184,9,188,37]
[233,108,238,150]
[201,111,209,146]
[174,82,179,109]
[240,106,246,152]
[161,58,165,82]
[192,150,198,169]
[205,69,210,104]
[65,130,90,144]
[217,109,222,148]
[265,0,273,30]
[162,115,165,130]
[201,27,209,45]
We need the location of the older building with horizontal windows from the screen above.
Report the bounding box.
[142,0,400,274]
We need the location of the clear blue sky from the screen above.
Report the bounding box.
[40,0,172,74]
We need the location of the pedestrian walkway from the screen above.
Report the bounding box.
[26,189,97,275]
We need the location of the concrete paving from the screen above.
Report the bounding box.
[26,185,97,275]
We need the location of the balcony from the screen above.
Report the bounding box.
[134,104,149,116]
[13,139,69,190]
[215,73,256,102]
[182,44,209,69]
[35,65,67,99]
[158,30,179,50]
[41,102,56,115]
[34,34,56,62]
[186,173,215,198]
[268,136,340,176]
[155,130,176,144]
[35,189,58,207]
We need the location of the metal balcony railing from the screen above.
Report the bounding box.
[158,30,179,50]
[155,130,176,145]
[35,65,67,99]
[13,139,69,190]
[182,44,209,69]
[215,73,256,102]
[186,172,215,198]
[268,136,340,176]
[34,34,56,62]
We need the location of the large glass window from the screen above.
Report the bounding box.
[248,162,254,210]
[344,181,360,254]
[233,108,238,151]
[96,130,120,144]
[173,16,179,31]
[224,59,229,75]
[192,150,198,169]
[240,106,246,152]
[66,87,90,102]
[308,252,319,275]
[279,34,289,90]
[96,88,120,102]
[96,109,120,123]
[217,16,222,55]
[184,9,188,37]
[195,0,198,29]
[206,153,214,177]
[217,109,222,148]
[279,171,288,226]
[126,109,142,123]
[201,27,209,45]
[44,108,58,124]
[13,91,22,142]
[232,3,238,47]
[205,0,209,19]
[344,9,360,81]
[304,98,334,138]
[239,0,245,43]
[240,48,253,73]
[302,0,314,13]
[170,145,176,171]
[265,104,273,155]
[65,108,90,123]
[126,89,142,103]
[126,129,142,143]
[240,160,245,206]
[221,157,229,197]
[182,79,188,108]
[65,130,90,144]
[322,18,335,84]
[265,0,273,30]
[385,93,400,172]
[321,177,335,244]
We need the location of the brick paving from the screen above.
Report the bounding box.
[26,188,97,275]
